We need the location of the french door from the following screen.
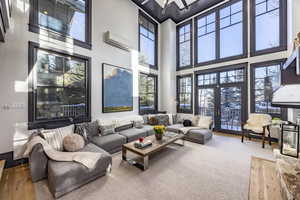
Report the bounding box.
[196,65,247,133]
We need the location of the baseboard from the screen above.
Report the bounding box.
[0,151,28,168]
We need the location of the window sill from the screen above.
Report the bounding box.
[28,117,91,130]
[195,54,248,68]
[177,65,193,71]
[29,24,92,50]
[250,46,288,57]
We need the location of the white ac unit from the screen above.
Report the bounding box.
[104,31,131,52]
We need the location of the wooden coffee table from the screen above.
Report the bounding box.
[122,133,185,171]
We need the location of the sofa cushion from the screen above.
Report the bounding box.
[115,124,133,132]
[166,124,184,133]
[90,134,126,152]
[133,120,144,129]
[139,125,154,136]
[119,128,148,142]
[99,124,116,136]
[47,143,111,198]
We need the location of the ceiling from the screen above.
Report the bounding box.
[155,0,198,9]
[131,0,226,24]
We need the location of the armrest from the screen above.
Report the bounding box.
[29,143,48,182]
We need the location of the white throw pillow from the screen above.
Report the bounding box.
[196,116,212,129]
[40,125,75,151]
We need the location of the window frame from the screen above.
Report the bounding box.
[250,0,287,56]
[250,59,287,119]
[138,72,158,115]
[28,41,91,130]
[29,0,92,50]
[176,20,193,71]
[177,74,193,114]
[194,0,248,67]
[138,10,158,70]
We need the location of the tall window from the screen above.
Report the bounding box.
[219,0,244,58]
[177,75,193,113]
[196,12,216,63]
[139,12,158,69]
[177,20,192,69]
[251,61,283,117]
[195,0,246,65]
[28,42,91,129]
[251,0,287,55]
[139,73,158,114]
[29,0,92,49]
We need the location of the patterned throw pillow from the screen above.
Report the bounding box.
[148,117,159,125]
[84,121,100,138]
[99,124,115,136]
[40,125,74,151]
[156,115,170,126]
[74,124,89,144]
[174,114,184,124]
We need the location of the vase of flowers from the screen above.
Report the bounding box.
[153,125,165,140]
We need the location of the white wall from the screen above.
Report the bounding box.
[0,0,160,155]
[159,19,177,113]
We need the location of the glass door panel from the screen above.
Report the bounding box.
[198,88,215,125]
[220,86,242,131]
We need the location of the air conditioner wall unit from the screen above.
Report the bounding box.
[104,31,131,52]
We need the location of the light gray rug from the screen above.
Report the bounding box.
[35,134,276,200]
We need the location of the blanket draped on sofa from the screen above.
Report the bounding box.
[24,136,102,170]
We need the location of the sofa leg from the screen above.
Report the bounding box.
[106,164,112,174]
[241,131,245,143]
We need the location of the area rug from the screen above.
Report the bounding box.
[34,134,275,200]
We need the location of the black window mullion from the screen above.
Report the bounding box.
[216,10,220,60]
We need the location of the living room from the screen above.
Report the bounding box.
[0,0,299,199]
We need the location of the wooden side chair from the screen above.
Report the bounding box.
[241,113,272,148]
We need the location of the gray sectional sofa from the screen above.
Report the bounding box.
[29,114,212,198]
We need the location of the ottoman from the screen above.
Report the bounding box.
[184,129,213,144]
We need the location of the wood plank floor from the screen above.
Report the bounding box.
[0,160,5,182]
[0,164,36,200]
[249,157,282,200]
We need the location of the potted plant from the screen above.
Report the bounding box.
[153,125,166,140]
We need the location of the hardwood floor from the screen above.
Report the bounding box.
[0,160,5,182]
[0,164,36,200]
[249,157,282,200]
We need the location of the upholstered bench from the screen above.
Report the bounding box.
[185,129,213,144]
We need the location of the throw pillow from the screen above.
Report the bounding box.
[133,120,144,129]
[156,115,170,126]
[63,134,85,152]
[99,124,115,136]
[183,120,192,127]
[174,114,184,124]
[148,117,159,126]
[84,121,100,139]
[142,115,149,125]
[74,123,89,144]
[197,116,213,129]
[40,125,74,151]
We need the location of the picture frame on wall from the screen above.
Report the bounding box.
[102,63,133,113]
